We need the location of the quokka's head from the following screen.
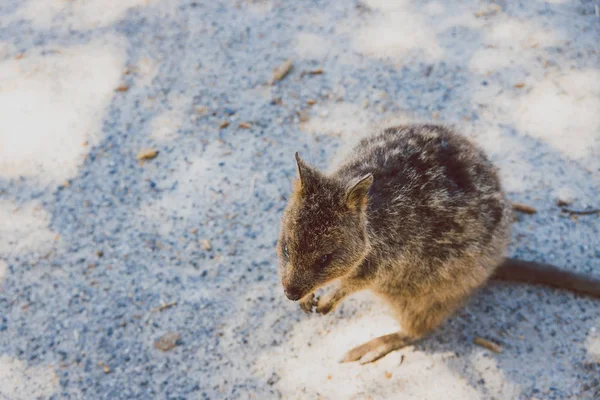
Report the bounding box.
[277,153,373,301]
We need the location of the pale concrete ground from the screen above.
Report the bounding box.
[0,0,599,399]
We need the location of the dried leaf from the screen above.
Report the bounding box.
[297,110,310,123]
[271,59,293,84]
[512,202,537,214]
[154,332,181,351]
[219,121,230,129]
[239,122,252,129]
[115,85,129,92]
[514,82,525,89]
[474,336,502,353]
[384,371,392,379]
[306,99,316,105]
[136,148,159,161]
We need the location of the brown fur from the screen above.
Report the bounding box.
[276,124,599,364]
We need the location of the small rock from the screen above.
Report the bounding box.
[297,110,310,123]
[556,198,571,207]
[98,362,111,374]
[514,82,525,89]
[201,239,212,251]
[554,187,575,207]
[267,372,280,386]
[115,84,129,92]
[154,332,181,352]
[219,121,230,129]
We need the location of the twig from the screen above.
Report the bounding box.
[561,208,600,216]
[151,302,178,312]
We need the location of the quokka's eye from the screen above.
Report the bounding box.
[319,254,332,266]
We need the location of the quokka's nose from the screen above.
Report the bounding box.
[284,286,302,301]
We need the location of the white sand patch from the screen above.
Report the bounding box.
[469,353,521,397]
[150,93,189,142]
[151,110,183,142]
[0,260,6,285]
[510,70,600,162]
[0,41,16,60]
[487,19,559,48]
[469,47,519,74]
[137,155,213,235]
[352,1,443,62]
[472,126,541,193]
[423,1,446,15]
[134,56,161,87]
[469,18,560,74]
[0,355,58,400]
[294,33,334,60]
[300,103,374,171]
[362,0,410,11]
[254,292,481,399]
[246,0,274,15]
[301,103,372,138]
[0,199,57,257]
[586,326,600,363]
[0,38,125,186]
[17,0,156,30]
[551,186,577,205]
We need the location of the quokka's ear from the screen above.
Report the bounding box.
[294,152,319,188]
[345,174,373,211]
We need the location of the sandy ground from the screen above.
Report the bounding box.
[0,0,599,399]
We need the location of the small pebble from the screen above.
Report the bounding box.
[154,332,181,352]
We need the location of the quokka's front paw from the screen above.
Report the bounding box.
[316,296,335,315]
[298,293,318,314]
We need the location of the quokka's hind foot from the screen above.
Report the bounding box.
[339,332,413,365]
